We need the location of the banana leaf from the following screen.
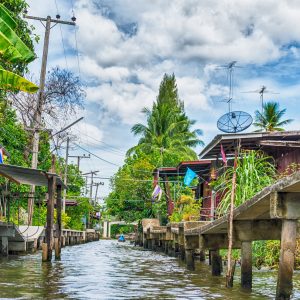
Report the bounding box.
[0,4,16,30]
[0,31,23,62]
[0,18,35,63]
[0,67,39,93]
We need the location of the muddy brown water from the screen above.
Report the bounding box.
[0,240,300,299]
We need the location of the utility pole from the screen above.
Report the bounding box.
[24,13,75,224]
[82,171,98,228]
[69,154,90,169]
[94,181,105,204]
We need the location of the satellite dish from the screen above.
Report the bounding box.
[217,111,253,133]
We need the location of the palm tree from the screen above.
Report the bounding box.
[253,101,293,132]
[127,74,204,163]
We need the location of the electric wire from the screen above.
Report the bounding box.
[54,0,69,69]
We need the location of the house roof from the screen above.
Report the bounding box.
[153,160,213,178]
[0,164,65,187]
[199,131,300,159]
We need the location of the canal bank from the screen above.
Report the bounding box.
[0,239,300,299]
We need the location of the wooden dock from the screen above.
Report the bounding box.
[0,223,100,256]
[139,171,300,299]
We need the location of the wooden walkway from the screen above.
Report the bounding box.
[139,171,300,300]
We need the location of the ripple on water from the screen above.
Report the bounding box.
[1,240,300,299]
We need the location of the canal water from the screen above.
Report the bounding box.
[1,240,300,299]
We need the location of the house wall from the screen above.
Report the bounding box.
[275,148,300,174]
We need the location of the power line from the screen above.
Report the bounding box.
[54,0,69,69]
[73,143,120,167]
[71,127,125,155]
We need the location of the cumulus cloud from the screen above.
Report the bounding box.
[25,0,300,196]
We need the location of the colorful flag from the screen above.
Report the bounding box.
[0,148,3,164]
[152,185,162,201]
[220,144,227,166]
[184,167,197,186]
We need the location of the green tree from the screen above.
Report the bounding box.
[127,74,203,165]
[106,75,204,223]
[254,101,293,132]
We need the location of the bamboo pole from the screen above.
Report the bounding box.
[226,150,238,287]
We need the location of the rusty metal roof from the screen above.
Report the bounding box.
[0,164,65,187]
[199,131,300,159]
[153,160,213,178]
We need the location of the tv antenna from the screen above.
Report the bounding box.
[216,61,253,133]
[242,85,279,113]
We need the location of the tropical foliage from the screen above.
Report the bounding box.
[213,150,276,215]
[169,193,201,222]
[106,74,203,223]
[254,101,293,132]
[127,74,203,165]
[0,2,38,93]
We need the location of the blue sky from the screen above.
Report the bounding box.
[25,0,300,197]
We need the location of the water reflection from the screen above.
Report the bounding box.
[0,240,300,299]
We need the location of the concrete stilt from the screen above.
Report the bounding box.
[179,245,185,261]
[199,250,206,262]
[151,239,156,251]
[1,236,8,256]
[211,249,222,276]
[276,219,297,300]
[185,249,195,271]
[174,242,179,257]
[241,241,252,289]
[168,241,175,256]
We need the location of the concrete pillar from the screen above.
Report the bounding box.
[276,219,297,300]
[1,236,8,256]
[241,241,252,289]
[179,245,185,261]
[151,239,157,251]
[199,250,206,262]
[164,241,169,254]
[185,249,195,271]
[108,222,111,239]
[211,249,222,276]
[174,242,179,256]
[167,241,174,256]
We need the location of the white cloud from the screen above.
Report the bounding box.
[24,0,300,196]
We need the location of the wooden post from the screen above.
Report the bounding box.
[211,249,222,276]
[185,249,195,271]
[55,185,62,260]
[45,175,56,261]
[276,219,297,299]
[241,241,252,289]
[42,243,48,262]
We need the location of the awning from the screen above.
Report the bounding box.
[0,164,65,187]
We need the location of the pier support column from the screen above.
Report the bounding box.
[211,249,222,276]
[168,241,175,256]
[179,244,185,261]
[241,241,252,289]
[185,249,195,271]
[151,239,157,251]
[276,219,297,300]
[199,250,206,262]
[1,236,8,256]
[174,242,179,257]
